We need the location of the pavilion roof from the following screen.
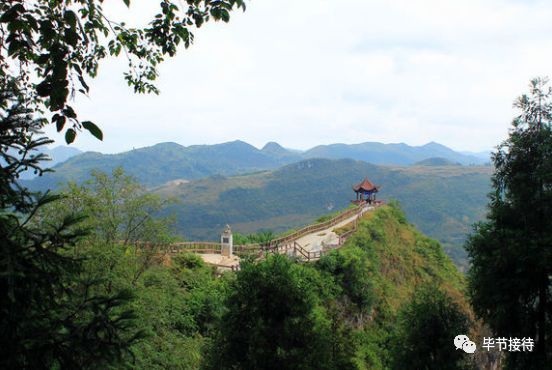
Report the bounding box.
[353,177,380,192]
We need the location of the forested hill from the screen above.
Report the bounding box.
[204,205,480,368]
[25,140,298,189]
[23,140,487,191]
[155,158,492,269]
[302,141,486,165]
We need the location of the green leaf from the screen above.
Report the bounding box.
[82,121,103,141]
[64,28,79,47]
[78,74,89,92]
[55,116,66,132]
[0,4,25,23]
[63,10,77,28]
[65,128,76,144]
[36,80,52,97]
[123,0,131,7]
[221,9,230,22]
[37,53,50,64]
[63,106,77,119]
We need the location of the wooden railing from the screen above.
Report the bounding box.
[169,242,222,254]
[264,204,366,249]
[169,202,384,266]
[233,243,262,254]
[338,224,359,245]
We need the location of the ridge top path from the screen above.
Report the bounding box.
[295,207,372,252]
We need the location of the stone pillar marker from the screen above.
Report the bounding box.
[221,224,233,257]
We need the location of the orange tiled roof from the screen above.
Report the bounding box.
[353,177,379,192]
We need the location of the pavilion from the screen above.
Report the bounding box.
[352,177,380,205]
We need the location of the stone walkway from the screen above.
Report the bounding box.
[200,254,240,268]
[199,205,373,268]
[295,206,373,252]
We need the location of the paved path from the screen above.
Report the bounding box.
[200,254,240,269]
[199,204,374,268]
[295,205,373,252]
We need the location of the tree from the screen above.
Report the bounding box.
[466,77,552,368]
[317,247,375,324]
[38,170,219,369]
[207,255,335,370]
[392,285,473,370]
[36,167,176,289]
[0,0,246,142]
[0,79,141,369]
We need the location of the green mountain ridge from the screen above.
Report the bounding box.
[303,141,485,165]
[23,140,487,191]
[205,205,477,368]
[25,140,291,189]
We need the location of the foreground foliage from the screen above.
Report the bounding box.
[0,81,140,369]
[0,0,246,142]
[392,285,472,370]
[467,78,552,368]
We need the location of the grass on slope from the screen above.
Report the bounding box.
[320,204,472,368]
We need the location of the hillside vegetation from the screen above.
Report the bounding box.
[413,157,462,166]
[155,159,491,269]
[11,164,486,369]
[207,204,479,369]
[314,204,474,368]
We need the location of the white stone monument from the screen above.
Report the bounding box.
[221,224,233,257]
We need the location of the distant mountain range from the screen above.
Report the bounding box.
[24,140,489,190]
[17,145,82,180]
[460,150,492,161]
[302,141,487,165]
[25,141,288,190]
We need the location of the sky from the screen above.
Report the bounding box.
[45,0,552,154]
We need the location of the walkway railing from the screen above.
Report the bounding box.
[263,204,366,249]
[169,242,222,254]
[169,201,384,264]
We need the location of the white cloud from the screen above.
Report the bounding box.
[45,0,552,153]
